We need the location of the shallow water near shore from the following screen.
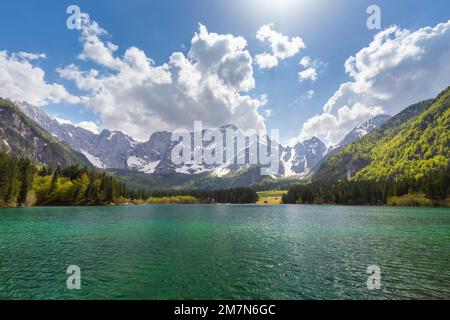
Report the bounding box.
[0,205,449,299]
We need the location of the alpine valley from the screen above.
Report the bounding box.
[10,99,393,190]
[0,86,448,193]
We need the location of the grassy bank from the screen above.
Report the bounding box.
[387,193,450,207]
[147,196,199,204]
[257,190,287,205]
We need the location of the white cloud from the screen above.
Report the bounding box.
[299,56,311,68]
[13,52,47,61]
[255,23,305,69]
[298,56,325,82]
[76,121,99,134]
[298,67,318,82]
[298,20,450,146]
[0,51,80,106]
[53,116,100,134]
[299,103,384,145]
[53,116,73,125]
[77,13,122,69]
[255,53,278,69]
[58,15,266,141]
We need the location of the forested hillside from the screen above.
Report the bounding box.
[0,151,258,207]
[0,152,132,207]
[313,87,449,183]
[0,98,91,169]
[285,87,450,206]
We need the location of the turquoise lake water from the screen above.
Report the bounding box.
[0,205,449,299]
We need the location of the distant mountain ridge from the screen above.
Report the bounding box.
[17,101,338,178]
[10,99,394,190]
[3,82,448,191]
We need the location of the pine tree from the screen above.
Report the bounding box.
[17,158,34,204]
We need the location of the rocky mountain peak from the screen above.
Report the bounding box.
[16,101,390,180]
[329,114,392,154]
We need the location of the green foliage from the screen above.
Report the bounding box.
[108,166,300,191]
[354,89,449,182]
[0,151,259,206]
[0,98,92,169]
[303,87,450,206]
[0,153,21,206]
[17,158,35,203]
[257,190,287,197]
[0,152,32,206]
[147,196,199,204]
[314,87,450,183]
[143,188,259,204]
[283,170,449,206]
[0,152,131,206]
[387,193,433,207]
[106,169,200,190]
[256,190,287,205]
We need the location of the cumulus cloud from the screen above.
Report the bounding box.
[255,23,305,69]
[298,20,450,146]
[76,120,100,134]
[0,51,80,106]
[54,117,74,125]
[298,56,325,82]
[58,14,266,141]
[255,53,278,69]
[298,67,318,82]
[54,116,100,134]
[299,56,311,68]
[76,13,122,69]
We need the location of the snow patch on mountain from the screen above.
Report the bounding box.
[80,150,105,168]
[212,165,231,177]
[127,156,160,173]
[16,101,390,181]
[175,163,215,175]
[328,114,391,154]
[53,117,73,125]
[107,132,117,140]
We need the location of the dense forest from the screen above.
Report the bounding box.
[283,169,449,206]
[0,152,258,207]
[314,87,449,184]
[291,87,450,207]
[0,151,133,206]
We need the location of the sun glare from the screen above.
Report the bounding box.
[242,0,315,21]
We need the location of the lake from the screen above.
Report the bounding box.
[0,205,449,299]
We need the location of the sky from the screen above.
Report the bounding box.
[0,0,449,145]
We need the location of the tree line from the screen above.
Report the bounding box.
[0,152,258,207]
[282,167,449,206]
[0,151,134,206]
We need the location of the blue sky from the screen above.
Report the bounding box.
[0,0,449,144]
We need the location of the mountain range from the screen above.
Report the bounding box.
[2,85,448,190]
[14,100,390,185]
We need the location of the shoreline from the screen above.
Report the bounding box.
[1,203,449,209]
